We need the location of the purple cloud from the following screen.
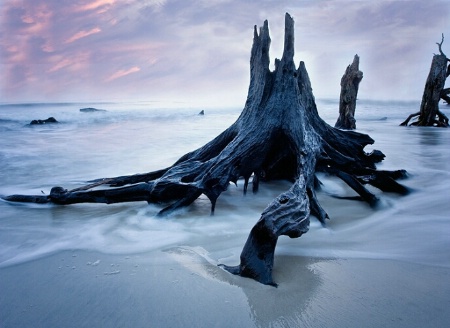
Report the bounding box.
[1,0,449,104]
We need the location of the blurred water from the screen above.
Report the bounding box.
[0,100,449,269]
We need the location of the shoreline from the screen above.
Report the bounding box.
[1,249,449,328]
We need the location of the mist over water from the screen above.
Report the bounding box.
[0,100,449,269]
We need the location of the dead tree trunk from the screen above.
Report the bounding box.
[401,34,449,127]
[3,13,408,286]
[335,54,363,130]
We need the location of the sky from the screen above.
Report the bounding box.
[1,0,450,107]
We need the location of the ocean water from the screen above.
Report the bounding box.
[0,99,449,270]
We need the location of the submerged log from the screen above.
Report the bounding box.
[335,54,363,130]
[401,34,449,127]
[3,13,408,286]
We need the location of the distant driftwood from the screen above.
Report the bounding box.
[335,54,363,130]
[29,117,59,125]
[401,34,449,127]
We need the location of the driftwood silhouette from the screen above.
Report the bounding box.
[3,13,408,286]
[401,34,449,127]
[335,54,363,130]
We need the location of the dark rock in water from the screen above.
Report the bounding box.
[80,107,106,113]
[198,110,205,115]
[30,117,59,125]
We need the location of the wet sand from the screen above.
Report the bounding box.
[1,248,449,328]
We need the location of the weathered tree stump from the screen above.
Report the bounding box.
[335,54,363,130]
[401,34,449,127]
[3,13,408,286]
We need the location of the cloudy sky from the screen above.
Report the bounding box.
[1,0,449,107]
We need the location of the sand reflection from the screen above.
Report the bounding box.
[166,246,325,327]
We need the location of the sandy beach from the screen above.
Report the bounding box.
[1,245,449,328]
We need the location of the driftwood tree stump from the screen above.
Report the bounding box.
[401,34,449,127]
[335,54,363,130]
[3,13,408,286]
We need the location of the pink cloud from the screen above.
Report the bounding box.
[106,66,141,82]
[20,3,53,32]
[75,0,116,12]
[48,58,72,72]
[47,51,91,73]
[65,27,101,43]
